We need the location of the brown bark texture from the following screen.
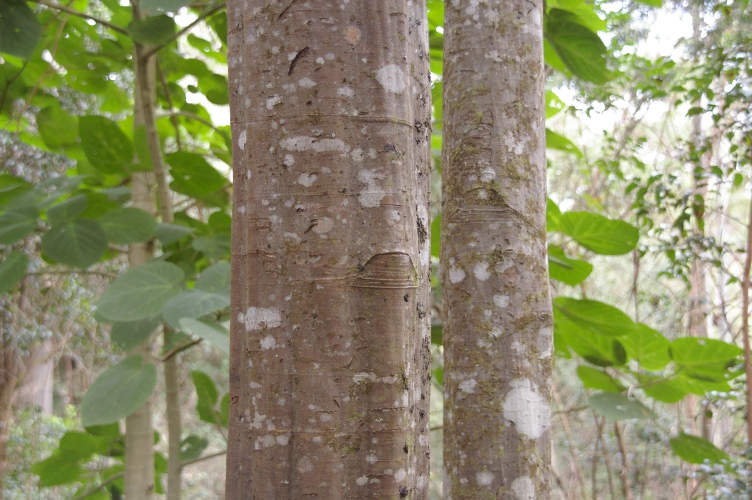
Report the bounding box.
[226,1,432,498]
[441,1,553,498]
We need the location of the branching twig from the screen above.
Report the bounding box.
[29,0,129,35]
[180,449,227,468]
[72,472,124,500]
[143,3,227,59]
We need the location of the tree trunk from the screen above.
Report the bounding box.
[441,1,552,498]
[226,1,432,498]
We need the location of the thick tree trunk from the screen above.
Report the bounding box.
[226,1,432,498]
[441,1,552,498]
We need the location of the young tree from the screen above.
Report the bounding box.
[441,0,552,497]
[225,1,432,497]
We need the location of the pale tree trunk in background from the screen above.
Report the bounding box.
[441,1,552,498]
[0,337,19,500]
[18,340,55,413]
[226,1,432,497]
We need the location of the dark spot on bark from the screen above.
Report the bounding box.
[399,486,409,497]
[288,46,309,75]
[231,396,239,405]
[403,294,409,302]
[385,144,396,152]
[312,313,318,319]
[306,100,312,105]
[417,302,426,318]
[403,443,409,453]
[417,216,427,244]
[419,409,426,418]
[339,188,347,194]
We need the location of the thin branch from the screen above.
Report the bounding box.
[158,110,225,135]
[25,270,118,279]
[72,472,124,500]
[160,338,202,362]
[740,152,752,449]
[143,3,227,59]
[180,449,227,468]
[29,0,129,35]
[156,58,183,150]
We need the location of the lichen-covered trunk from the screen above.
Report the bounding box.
[441,1,552,498]
[226,1,432,498]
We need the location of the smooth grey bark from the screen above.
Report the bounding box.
[226,1,432,498]
[441,1,553,498]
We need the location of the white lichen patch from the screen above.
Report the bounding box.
[375,64,407,94]
[337,86,354,97]
[504,131,524,155]
[366,454,377,464]
[297,456,314,473]
[480,167,496,182]
[260,334,276,350]
[538,326,553,359]
[417,474,428,490]
[353,372,377,383]
[283,154,295,167]
[474,262,491,281]
[493,294,509,308]
[266,95,282,110]
[297,173,317,187]
[485,50,504,63]
[459,379,477,394]
[490,326,503,339]
[357,169,386,207]
[280,136,349,153]
[356,476,368,486]
[511,475,534,499]
[449,267,466,283]
[276,433,291,446]
[238,130,247,151]
[394,469,407,482]
[312,217,334,234]
[239,307,281,331]
[502,379,551,439]
[298,77,316,87]
[476,471,495,486]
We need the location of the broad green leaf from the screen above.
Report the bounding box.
[128,15,176,45]
[46,194,88,225]
[110,317,160,351]
[0,251,28,295]
[641,377,690,403]
[140,0,193,16]
[555,309,626,366]
[162,289,229,329]
[155,222,194,246]
[58,431,112,460]
[192,370,221,425]
[41,219,108,268]
[96,261,185,322]
[545,91,565,118]
[81,355,158,426]
[100,207,157,244]
[0,0,41,59]
[220,393,229,427]
[671,338,742,382]
[547,198,562,232]
[577,366,624,392]
[548,244,592,285]
[0,209,36,244]
[558,211,639,255]
[635,0,662,6]
[80,115,134,174]
[620,323,670,371]
[167,152,228,207]
[193,234,231,259]
[546,128,583,157]
[431,324,442,345]
[0,174,32,207]
[30,454,85,487]
[132,125,153,172]
[545,9,609,83]
[179,435,208,462]
[179,318,229,353]
[37,106,79,149]
[589,392,656,421]
[547,0,607,32]
[554,297,635,337]
[670,433,729,464]
[430,215,441,258]
[195,261,231,295]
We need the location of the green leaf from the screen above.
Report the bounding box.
[132,125,153,172]
[589,392,656,421]
[545,91,565,118]
[179,436,208,462]
[36,106,79,149]
[670,433,729,464]
[195,261,231,296]
[546,128,583,157]
[545,9,609,83]
[431,324,443,345]
[41,219,108,268]
[430,215,441,258]
[81,355,158,426]
[58,431,112,460]
[620,323,670,371]
[547,198,562,232]
[577,366,624,392]
[0,209,37,244]
[192,370,221,425]
[635,0,662,6]
[99,207,157,244]
[548,244,592,285]
[0,0,41,59]
[220,393,229,427]
[155,223,194,246]
[547,0,607,32]
[558,211,639,255]
[31,454,86,487]
[80,115,134,175]
[167,152,228,207]
[671,338,742,382]
[179,318,229,353]
[47,195,88,225]
[162,289,229,329]
[193,234,231,259]
[0,251,28,295]
[96,261,185,322]
[641,377,690,403]
[554,297,635,337]
[140,0,193,16]
[0,174,32,208]
[128,15,176,45]
[110,317,160,351]
[556,313,626,366]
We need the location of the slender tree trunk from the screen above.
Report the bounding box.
[441,1,552,498]
[0,340,19,500]
[226,1,432,497]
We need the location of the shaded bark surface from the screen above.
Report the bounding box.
[441,1,552,498]
[226,1,431,498]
